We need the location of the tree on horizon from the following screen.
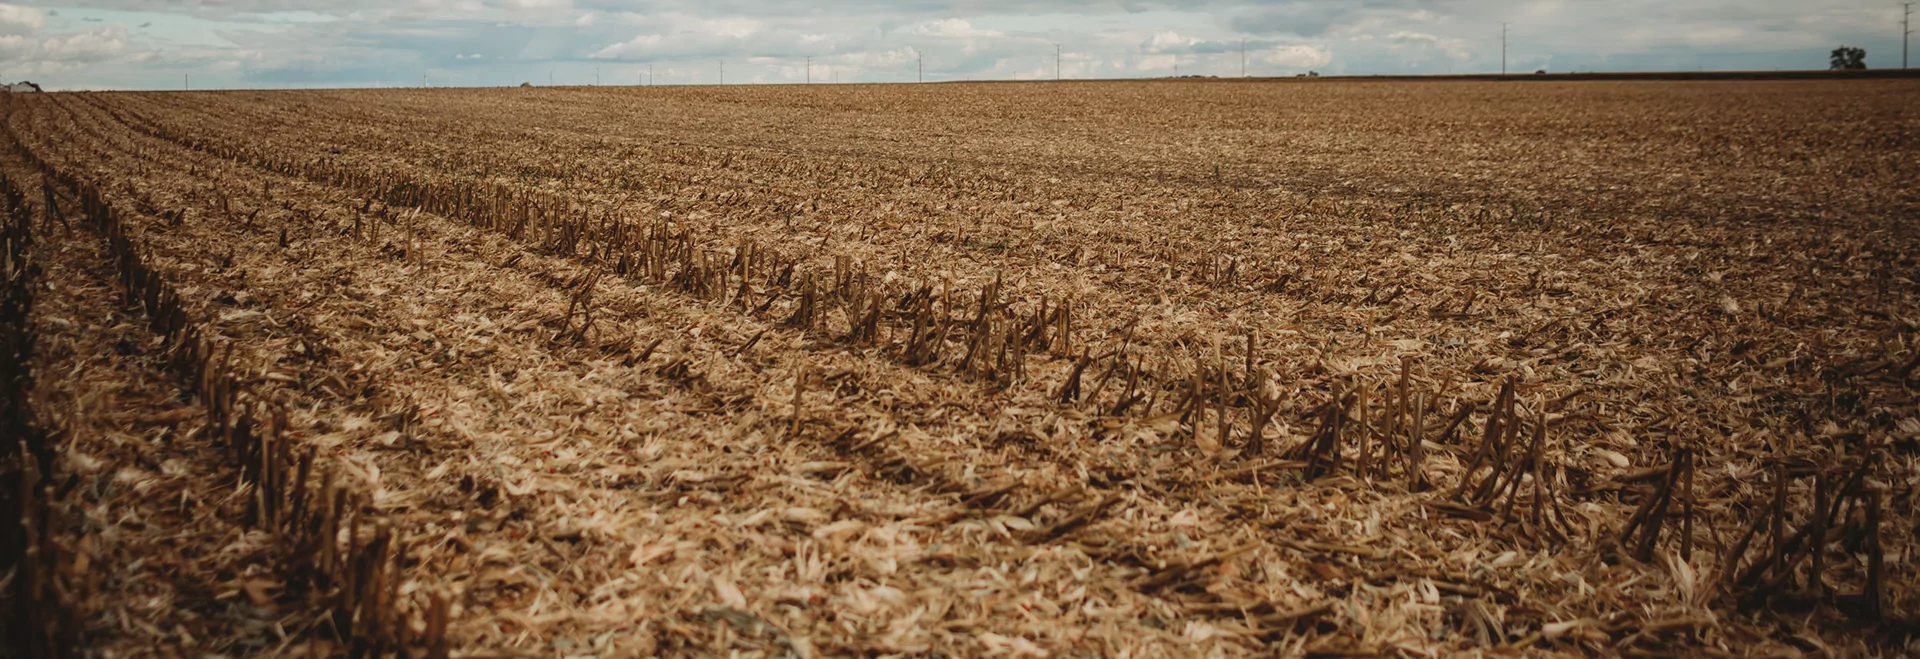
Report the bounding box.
[1830,46,1867,70]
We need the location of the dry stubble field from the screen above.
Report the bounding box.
[1,78,1917,657]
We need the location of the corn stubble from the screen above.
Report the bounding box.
[0,79,1916,656]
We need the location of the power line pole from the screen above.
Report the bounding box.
[918,52,924,82]
[1501,22,1509,75]
[649,64,653,86]
[718,60,724,85]
[184,73,189,91]
[806,56,812,83]
[1900,3,1914,69]
[1241,38,1247,77]
[1056,44,1062,80]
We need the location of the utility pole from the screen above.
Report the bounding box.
[1241,38,1247,77]
[1056,44,1062,80]
[649,64,654,86]
[1905,3,1913,69]
[918,52,924,82]
[1501,22,1509,75]
[806,56,812,83]
[719,60,724,85]
[184,73,189,91]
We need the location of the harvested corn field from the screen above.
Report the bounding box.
[2,78,1918,656]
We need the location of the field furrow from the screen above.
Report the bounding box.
[3,78,1915,657]
[12,91,1334,655]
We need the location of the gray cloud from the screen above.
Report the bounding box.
[1228,0,1444,37]
[0,0,1908,89]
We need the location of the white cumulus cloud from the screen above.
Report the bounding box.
[1259,44,1333,69]
[0,3,44,36]
[0,25,132,64]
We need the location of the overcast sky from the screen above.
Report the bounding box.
[0,1,1910,90]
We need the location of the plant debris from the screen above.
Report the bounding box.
[1,79,1916,656]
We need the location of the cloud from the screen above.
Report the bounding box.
[914,18,995,39]
[911,18,1009,54]
[1259,44,1333,68]
[0,3,45,35]
[1135,53,1180,71]
[1,0,1909,89]
[0,25,132,64]
[591,15,770,60]
[1141,30,1204,54]
[1228,1,1423,37]
[590,12,891,61]
[1379,30,1470,63]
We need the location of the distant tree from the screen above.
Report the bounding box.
[1830,46,1867,70]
